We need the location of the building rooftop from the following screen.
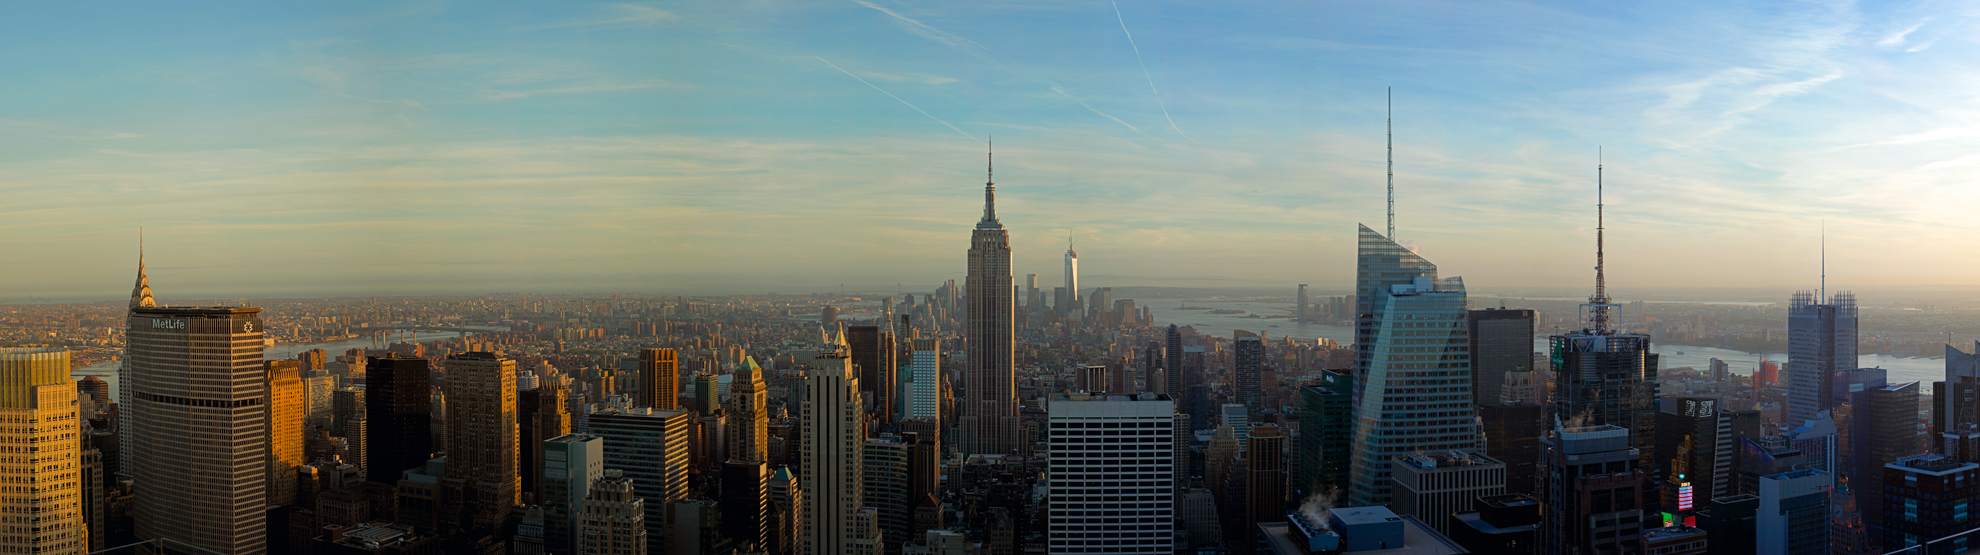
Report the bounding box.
[1889,453,1979,475]
[1054,392,1171,402]
[129,306,261,315]
[1258,514,1467,554]
[1393,452,1502,470]
[1474,494,1539,510]
[1642,524,1707,544]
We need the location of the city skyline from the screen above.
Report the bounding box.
[7,1,1980,298]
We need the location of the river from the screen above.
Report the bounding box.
[73,328,484,401]
[1146,298,1949,385]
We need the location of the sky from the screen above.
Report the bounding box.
[4,0,1980,299]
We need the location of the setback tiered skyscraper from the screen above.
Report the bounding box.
[961,150,1018,456]
[727,356,770,463]
[1345,225,1482,507]
[802,329,881,554]
[127,296,270,552]
[0,348,87,554]
[1785,291,1858,429]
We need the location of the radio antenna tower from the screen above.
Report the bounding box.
[1588,147,1615,334]
[1387,87,1394,240]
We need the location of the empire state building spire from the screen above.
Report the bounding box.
[130,226,156,309]
[980,139,1000,227]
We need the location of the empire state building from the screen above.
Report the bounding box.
[961,149,1018,455]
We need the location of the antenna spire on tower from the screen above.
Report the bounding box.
[1821,220,1826,303]
[1589,146,1613,333]
[981,136,998,224]
[1387,86,1394,240]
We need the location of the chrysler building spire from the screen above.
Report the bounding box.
[130,226,156,309]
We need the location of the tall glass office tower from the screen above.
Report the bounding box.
[1786,291,1857,429]
[1345,226,1481,507]
[1353,224,1437,403]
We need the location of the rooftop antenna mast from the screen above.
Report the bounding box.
[1821,220,1826,303]
[1387,87,1394,240]
[1588,147,1615,334]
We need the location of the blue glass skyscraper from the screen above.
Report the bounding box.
[1345,226,1482,506]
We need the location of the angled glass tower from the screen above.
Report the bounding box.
[1353,224,1437,402]
[1345,226,1482,506]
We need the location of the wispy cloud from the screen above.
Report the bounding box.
[861,72,958,85]
[1878,18,1930,47]
[815,57,980,144]
[849,0,1168,143]
[473,81,676,102]
[514,4,676,31]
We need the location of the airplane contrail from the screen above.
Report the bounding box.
[816,57,981,144]
[1109,0,1209,151]
[850,0,1159,142]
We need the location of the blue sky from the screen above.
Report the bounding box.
[4,0,1978,298]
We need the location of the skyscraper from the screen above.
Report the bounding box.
[1296,370,1353,500]
[1045,392,1176,555]
[1064,237,1079,315]
[1244,424,1289,548]
[1859,381,1921,547]
[265,360,306,507]
[1233,330,1263,420]
[543,433,604,555]
[523,379,573,503]
[1787,292,1858,428]
[1539,424,1648,555]
[443,352,520,530]
[1164,325,1184,400]
[1879,454,1980,553]
[905,339,941,423]
[802,329,880,554]
[847,325,897,422]
[1353,224,1437,404]
[728,356,770,463]
[639,348,679,411]
[125,244,269,551]
[588,406,692,551]
[1656,397,1731,517]
[862,436,911,551]
[1390,452,1507,536]
[1468,308,1535,406]
[128,301,269,553]
[1757,469,1831,555]
[1297,284,1309,323]
[1548,169,1660,473]
[1345,227,1482,507]
[367,353,434,482]
[962,150,1018,456]
[721,460,772,553]
[0,348,87,554]
[581,470,648,555]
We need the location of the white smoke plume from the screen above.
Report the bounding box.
[1298,489,1342,531]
